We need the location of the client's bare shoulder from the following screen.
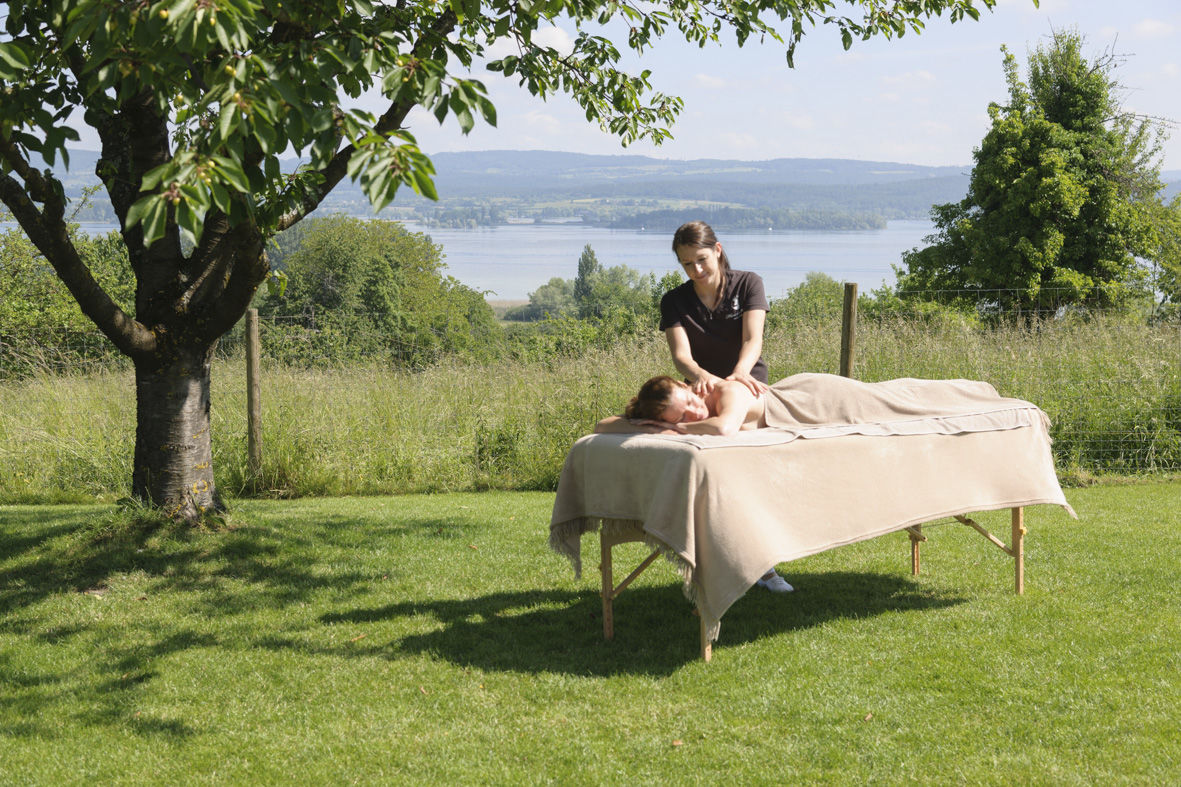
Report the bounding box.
[704,380,765,431]
[745,393,767,430]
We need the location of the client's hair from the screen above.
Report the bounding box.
[624,375,681,420]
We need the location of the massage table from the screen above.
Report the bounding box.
[548,374,1076,661]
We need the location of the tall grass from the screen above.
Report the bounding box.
[215,335,667,498]
[0,316,1177,503]
[850,315,1181,475]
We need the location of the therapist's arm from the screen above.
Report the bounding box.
[665,325,721,395]
[725,309,768,395]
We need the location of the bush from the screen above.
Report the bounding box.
[0,227,134,377]
[256,216,503,367]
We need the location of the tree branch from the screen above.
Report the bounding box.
[198,218,268,342]
[0,171,156,356]
[275,10,459,231]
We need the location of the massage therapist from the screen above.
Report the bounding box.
[660,220,770,398]
[659,220,791,593]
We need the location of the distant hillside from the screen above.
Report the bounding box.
[358,151,975,226]
[423,149,969,187]
[43,150,1181,229]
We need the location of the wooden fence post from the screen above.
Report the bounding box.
[245,308,262,481]
[840,282,858,378]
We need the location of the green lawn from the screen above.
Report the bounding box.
[1,484,1178,783]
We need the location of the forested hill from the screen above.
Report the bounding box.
[336,150,975,228]
[42,149,1181,230]
[419,150,969,190]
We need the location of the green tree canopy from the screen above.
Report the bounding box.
[503,277,576,322]
[573,244,601,306]
[766,271,843,326]
[1,226,134,373]
[259,215,501,366]
[896,30,1176,313]
[503,244,657,323]
[1145,196,1181,320]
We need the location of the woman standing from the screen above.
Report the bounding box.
[660,221,770,398]
[659,221,792,593]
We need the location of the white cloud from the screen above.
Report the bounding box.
[786,114,815,131]
[694,73,727,89]
[718,131,760,152]
[522,110,562,135]
[1133,19,1175,38]
[483,24,575,60]
[1164,63,1180,79]
[535,26,575,54]
[880,70,937,87]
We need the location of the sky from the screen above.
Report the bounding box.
[396,0,1181,170]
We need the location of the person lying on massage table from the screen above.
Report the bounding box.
[594,374,794,593]
[594,374,765,437]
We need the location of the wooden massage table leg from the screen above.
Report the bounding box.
[599,525,660,642]
[600,526,712,660]
[600,534,614,641]
[906,525,926,575]
[951,506,1027,594]
[1012,506,1025,595]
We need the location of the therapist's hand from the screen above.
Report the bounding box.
[725,371,769,396]
[691,372,722,397]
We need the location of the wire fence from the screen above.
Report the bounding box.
[852,291,1180,477]
[1,291,1178,503]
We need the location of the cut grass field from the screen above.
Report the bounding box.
[2,483,1179,783]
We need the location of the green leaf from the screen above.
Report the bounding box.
[456,106,474,134]
[254,121,278,154]
[140,161,174,191]
[142,196,168,246]
[265,269,288,298]
[218,103,238,142]
[411,167,438,201]
[212,157,251,193]
[477,95,497,127]
[124,195,153,232]
[210,181,232,213]
[0,41,31,76]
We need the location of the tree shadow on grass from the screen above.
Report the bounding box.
[0,510,475,616]
[0,508,90,565]
[0,626,209,741]
[319,572,966,677]
[0,507,491,740]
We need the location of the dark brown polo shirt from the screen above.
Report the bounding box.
[658,269,769,383]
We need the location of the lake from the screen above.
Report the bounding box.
[5,219,935,301]
[383,220,935,301]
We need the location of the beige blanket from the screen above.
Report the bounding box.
[549,374,1075,642]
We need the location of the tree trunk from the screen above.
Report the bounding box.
[132,342,224,520]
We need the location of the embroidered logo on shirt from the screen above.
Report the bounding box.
[701,295,741,321]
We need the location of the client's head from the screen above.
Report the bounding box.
[624,375,709,424]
